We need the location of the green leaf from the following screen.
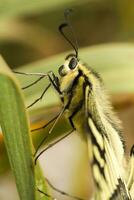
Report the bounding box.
[0,56,35,200]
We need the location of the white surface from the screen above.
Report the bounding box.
[39,131,91,200]
[0,172,19,200]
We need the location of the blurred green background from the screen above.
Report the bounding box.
[0,0,134,200]
[0,0,134,68]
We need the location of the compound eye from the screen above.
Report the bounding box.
[58,65,66,76]
[69,57,78,70]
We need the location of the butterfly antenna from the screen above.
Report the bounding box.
[59,9,78,58]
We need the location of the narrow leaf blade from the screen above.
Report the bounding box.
[0,56,35,200]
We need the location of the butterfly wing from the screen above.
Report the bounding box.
[85,85,131,199]
[87,119,131,200]
[126,145,134,199]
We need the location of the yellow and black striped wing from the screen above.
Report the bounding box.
[85,85,131,200]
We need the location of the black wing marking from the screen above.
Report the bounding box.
[85,85,131,199]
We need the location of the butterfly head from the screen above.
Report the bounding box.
[58,53,81,93]
[58,53,79,77]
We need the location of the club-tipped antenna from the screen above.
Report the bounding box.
[59,9,78,58]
